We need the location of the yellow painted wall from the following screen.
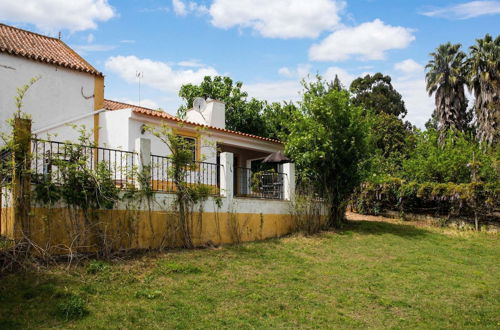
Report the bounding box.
[17,207,302,253]
[0,207,14,238]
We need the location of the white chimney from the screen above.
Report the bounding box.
[186,99,226,129]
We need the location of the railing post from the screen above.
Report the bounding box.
[135,137,151,190]
[220,152,233,201]
[283,162,295,201]
[12,118,32,239]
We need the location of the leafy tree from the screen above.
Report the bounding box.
[261,102,299,140]
[331,74,344,91]
[466,34,500,145]
[178,76,267,136]
[401,129,497,184]
[425,42,469,138]
[350,73,407,118]
[286,77,369,227]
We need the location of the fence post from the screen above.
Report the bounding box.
[220,152,233,201]
[135,137,151,190]
[12,118,32,239]
[283,162,295,201]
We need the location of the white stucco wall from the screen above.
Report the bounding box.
[99,110,283,162]
[0,54,96,143]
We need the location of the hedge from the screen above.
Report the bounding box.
[352,178,499,221]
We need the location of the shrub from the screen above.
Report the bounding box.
[56,294,88,320]
[352,179,499,220]
[400,129,498,184]
[86,260,110,274]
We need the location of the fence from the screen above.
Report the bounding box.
[235,167,285,200]
[31,138,136,189]
[150,154,221,195]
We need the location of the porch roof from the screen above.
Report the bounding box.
[103,99,283,145]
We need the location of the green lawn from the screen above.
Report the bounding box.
[0,218,499,329]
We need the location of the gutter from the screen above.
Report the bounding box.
[32,109,108,135]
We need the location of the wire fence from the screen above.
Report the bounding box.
[150,154,221,195]
[235,167,285,200]
[31,138,136,189]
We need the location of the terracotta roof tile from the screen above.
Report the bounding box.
[0,23,102,76]
[103,99,282,144]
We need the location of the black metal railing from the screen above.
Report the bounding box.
[150,155,221,195]
[235,167,285,200]
[31,138,136,189]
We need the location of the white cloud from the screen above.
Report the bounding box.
[120,39,136,44]
[172,0,187,16]
[278,67,294,78]
[248,65,360,103]
[87,33,95,43]
[0,0,115,32]
[309,19,415,61]
[250,64,433,128]
[323,66,357,87]
[177,60,205,68]
[105,55,219,93]
[208,0,345,38]
[172,0,208,16]
[393,77,434,128]
[117,98,162,110]
[394,59,424,75]
[422,1,500,19]
[277,64,312,79]
[245,80,302,103]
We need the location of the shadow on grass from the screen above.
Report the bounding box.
[340,220,432,238]
[0,272,80,328]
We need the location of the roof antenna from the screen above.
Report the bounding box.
[58,31,62,40]
[136,71,143,106]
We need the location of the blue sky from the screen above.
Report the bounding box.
[1,0,499,127]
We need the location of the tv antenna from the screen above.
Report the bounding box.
[136,71,143,106]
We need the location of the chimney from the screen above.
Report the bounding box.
[185,99,225,129]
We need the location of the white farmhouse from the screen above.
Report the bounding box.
[0,23,104,142]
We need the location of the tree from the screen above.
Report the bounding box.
[261,102,299,141]
[466,34,500,145]
[349,73,407,118]
[178,76,267,136]
[286,77,369,227]
[425,42,469,138]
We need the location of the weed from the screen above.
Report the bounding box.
[86,260,110,275]
[134,289,163,300]
[55,294,88,320]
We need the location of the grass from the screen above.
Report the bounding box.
[0,218,498,329]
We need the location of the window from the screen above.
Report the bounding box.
[180,136,196,162]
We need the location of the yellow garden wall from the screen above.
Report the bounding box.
[20,207,297,253]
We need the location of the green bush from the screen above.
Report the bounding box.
[86,260,110,274]
[353,179,499,219]
[400,129,498,184]
[56,294,88,320]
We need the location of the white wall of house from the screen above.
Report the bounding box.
[99,110,283,161]
[0,54,96,142]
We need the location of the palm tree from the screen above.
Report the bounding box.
[466,34,499,145]
[425,43,468,140]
